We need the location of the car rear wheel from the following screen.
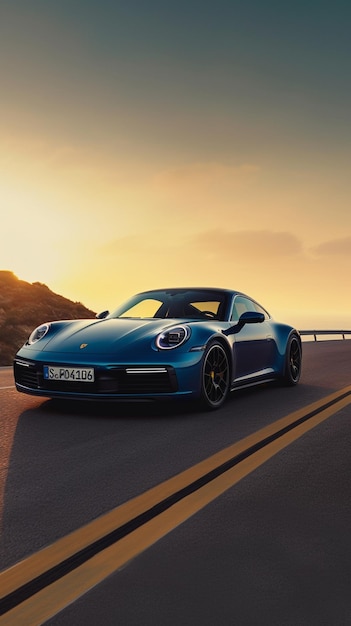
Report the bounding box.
[282,334,302,385]
[200,342,230,409]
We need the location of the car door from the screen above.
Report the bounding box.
[230,296,274,380]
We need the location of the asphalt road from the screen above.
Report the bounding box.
[1,340,351,625]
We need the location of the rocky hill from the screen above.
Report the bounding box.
[0,271,96,366]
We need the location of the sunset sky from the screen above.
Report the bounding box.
[1,1,350,329]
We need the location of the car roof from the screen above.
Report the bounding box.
[137,287,241,296]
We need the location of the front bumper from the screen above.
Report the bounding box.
[14,353,203,401]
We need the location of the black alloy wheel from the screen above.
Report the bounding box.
[283,334,302,385]
[201,342,230,409]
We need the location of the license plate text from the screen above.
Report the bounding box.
[43,366,94,382]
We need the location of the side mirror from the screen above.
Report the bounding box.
[223,311,264,336]
[96,310,109,319]
[238,311,265,325]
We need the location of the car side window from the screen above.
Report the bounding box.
[230,296,256,321]
[230,296,270,322]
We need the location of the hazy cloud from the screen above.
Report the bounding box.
[191,229,303,259]
[153,162,259,189]
[101,229,303,261]
[311,236,351,257]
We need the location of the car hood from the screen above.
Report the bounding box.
[40,318,188,355]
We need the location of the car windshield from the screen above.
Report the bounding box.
[109,289,229,321]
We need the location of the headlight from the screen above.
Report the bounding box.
[28,323,50,345]
[156,325,191,350]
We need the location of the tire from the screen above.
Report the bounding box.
[200,341,230,410]
[282,333,302,385]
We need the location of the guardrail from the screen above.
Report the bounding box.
[299,330,351,341]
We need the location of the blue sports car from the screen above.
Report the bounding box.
[14,287,302,410]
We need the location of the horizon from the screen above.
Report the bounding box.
[1,2,350,330]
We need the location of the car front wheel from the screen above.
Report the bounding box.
[200,341,230,410]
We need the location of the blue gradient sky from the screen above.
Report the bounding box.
[1,1,350,327]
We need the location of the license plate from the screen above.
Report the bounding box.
[43,366,95,382]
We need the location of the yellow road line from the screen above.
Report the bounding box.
[1,386,351,625]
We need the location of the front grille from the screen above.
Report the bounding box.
[14,361,178,395]
[42,380,97,393]
[14,361,40,389]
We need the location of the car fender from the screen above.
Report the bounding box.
[273,323,301,367]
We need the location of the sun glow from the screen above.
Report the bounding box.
[1,0,350,330]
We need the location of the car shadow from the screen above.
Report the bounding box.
[39,396,201,420]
